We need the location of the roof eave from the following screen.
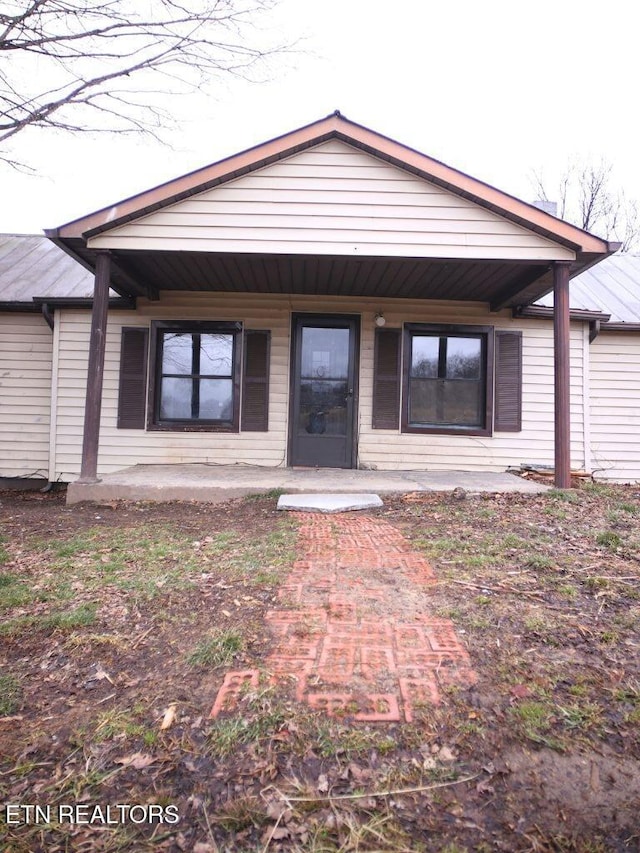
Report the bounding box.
[573,243,622,274]
[43,235,135,300]
[31,295,135,309]
[598,322,640,332]
[515,305,612,322]
[0,300,41,312]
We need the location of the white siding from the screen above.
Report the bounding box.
[589,332,640,482]
[0,313,52,478]
[88,141,574,262]
[53,296,585,480]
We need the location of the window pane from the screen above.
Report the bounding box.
[442,379,482,425]
[301,328,349,379]
[411,337,439,378]
[409,378,438,423]
[160,377,192,419]
[409,379,483,427]
[200,335,233,377]
[159,377,233,420]
[298,379,348,436]
[162,333,193,375]
[199,379,233,420]
[161,332,233,377]
[446,337,481,379]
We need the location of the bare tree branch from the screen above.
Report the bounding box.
[0,0,291,160]
[529,157,639,252]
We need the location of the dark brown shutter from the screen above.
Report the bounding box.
[241,330,270,431]
[117,327,148,429]
[495,330,522,432]
[372,327,401,429]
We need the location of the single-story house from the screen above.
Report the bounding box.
[2,112,639,488]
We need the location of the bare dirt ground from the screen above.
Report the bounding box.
[0,483,639,852]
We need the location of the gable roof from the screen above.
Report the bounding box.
[47,112,612,260]
[40,113,617,308]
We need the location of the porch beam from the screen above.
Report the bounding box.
[78,251,111,483]
[108,255,159,301]
[554,261,572,488]
[489,264,551,312]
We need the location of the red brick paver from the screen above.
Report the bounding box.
[210,514,476,722]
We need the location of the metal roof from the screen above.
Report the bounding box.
[536,253,640,324]
[0,233,94,304]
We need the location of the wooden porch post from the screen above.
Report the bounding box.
[553,260,572,489]
[78,251,111,483]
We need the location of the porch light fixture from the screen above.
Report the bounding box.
[374,313,386,327]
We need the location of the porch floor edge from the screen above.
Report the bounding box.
[65,464,549,505]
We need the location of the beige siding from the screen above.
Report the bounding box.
[53,296,585,480]
[357,306,584,473]
[0,313,52,478]
[589,332,640,482]
[88,141,574,262]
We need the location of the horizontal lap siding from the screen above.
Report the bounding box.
[53,297,585,479]
[54,299,291,479]
[87,141,573,262]
[589,333,640,481]
[0,314,52,478]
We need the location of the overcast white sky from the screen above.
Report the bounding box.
[3,0,639,234]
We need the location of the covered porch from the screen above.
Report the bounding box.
[45,113,617,491]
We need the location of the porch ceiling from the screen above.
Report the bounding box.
[56,243,585,310]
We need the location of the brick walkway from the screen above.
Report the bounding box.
[210,514,476,723]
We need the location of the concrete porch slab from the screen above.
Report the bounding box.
[277,493,384,513]
[66,463,549,505]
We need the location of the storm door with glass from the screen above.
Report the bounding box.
[289,316,359,468]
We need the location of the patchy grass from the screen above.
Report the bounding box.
[311,723,398,759]
[0,486,639,852]
[244,487,286,501]
[0,534,9,565]
[547,488,582,503]
[510,700,560,748]
[596,530,622,550]
[0,672,22,715]
[205,527,297,585]
[0,603,98,637]
[94,705,150,742]
[0,573,36,610]
[188,628,244,668]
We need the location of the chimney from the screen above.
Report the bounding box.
[532,199,558,217]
